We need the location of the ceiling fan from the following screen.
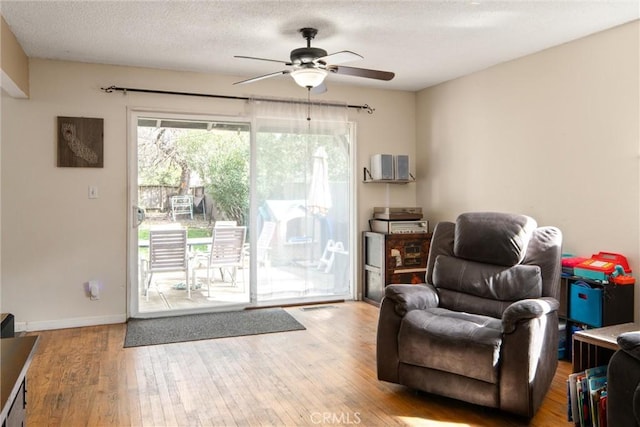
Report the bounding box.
[233,27,395,92]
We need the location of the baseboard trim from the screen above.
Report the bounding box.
[246,299,345,310]
[15,314,126,332]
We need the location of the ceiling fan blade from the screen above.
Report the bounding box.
[316,50,363,65]
[310,82,327,94]
[233,70,290,85]
[234,55,292,65]
[328,65,395,81]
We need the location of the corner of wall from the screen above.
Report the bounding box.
[0,15,29,98]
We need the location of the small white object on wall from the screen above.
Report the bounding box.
[89,280,100,300]
[88,185,99,199]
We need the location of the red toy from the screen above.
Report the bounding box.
[574,252,631,281]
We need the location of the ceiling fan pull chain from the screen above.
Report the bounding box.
[307,88,312,121]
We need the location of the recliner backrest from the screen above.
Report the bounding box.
[426,212,562,318]
[454,212,537,266]
[521,226,563,301]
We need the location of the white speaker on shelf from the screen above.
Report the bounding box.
[370,154,394,180]
[395,155,410,180]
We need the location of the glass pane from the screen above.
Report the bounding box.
[136,117,251,313]
[255,124,351,301]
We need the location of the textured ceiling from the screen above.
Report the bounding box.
[1,1,638,92]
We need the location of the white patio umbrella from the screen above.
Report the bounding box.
[307,147,332,216]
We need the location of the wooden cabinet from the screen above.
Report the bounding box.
[362,231,432,305]
[1,336,39,427]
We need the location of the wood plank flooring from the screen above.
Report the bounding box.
[24,302,572,426]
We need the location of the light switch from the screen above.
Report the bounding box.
[88,186,99,199]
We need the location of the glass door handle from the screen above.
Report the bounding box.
[134,206,145,227]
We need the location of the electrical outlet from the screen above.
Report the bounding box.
[89,281,100,300]
[88,186,99,199]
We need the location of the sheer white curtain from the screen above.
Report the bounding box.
[250,98,351,302]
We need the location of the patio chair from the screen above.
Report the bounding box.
[317,239,345,273]
[256,221,276,268]
[192,226,246,296]
[214,220,237,227]
[170,195,193,221]
[249,221,277,284]
[144,228,190,301]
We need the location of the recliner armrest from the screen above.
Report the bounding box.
[502,297,559,333]
[384,284,439,316]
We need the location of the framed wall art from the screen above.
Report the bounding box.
[57,116,104,168]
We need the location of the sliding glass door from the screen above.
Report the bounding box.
[128,106,353,317]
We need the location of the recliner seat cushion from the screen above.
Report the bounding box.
[454,212,537,266]
[397,308,502,383]
[436,289,513,319]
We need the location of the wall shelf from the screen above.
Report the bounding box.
[362,167,415,184]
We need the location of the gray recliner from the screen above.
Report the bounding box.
[377,212,562,417]
[607,331,640,427]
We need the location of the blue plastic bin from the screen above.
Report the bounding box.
[569,281,602,327]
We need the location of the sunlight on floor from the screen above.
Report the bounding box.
[396,417,471,426]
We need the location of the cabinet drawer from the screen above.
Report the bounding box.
[364,269,384,303]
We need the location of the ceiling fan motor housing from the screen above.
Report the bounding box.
[290,47,328,65]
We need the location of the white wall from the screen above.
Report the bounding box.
[0,59,416,330]
[416,21,640,319]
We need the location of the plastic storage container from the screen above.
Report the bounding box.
[569,281,603,327]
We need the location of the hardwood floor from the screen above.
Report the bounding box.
[25,302,572,426]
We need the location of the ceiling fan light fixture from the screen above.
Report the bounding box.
[290,68,327,88]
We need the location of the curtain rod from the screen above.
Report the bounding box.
[100,85,375,114]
